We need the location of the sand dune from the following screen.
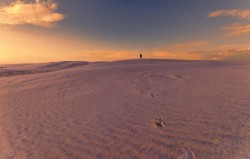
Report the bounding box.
[0,59,250,159]
[0,61,89,78]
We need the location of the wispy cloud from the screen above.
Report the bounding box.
[151,41,208,60]
[0,0,65,27]
[223,23,250,36]
[207,47,250,61]
[166,41,208,50]
[208,9,250,37]
[151,42,250,61]
[80,42,250,61]
[208,9,250,19]
[81,50,138,61]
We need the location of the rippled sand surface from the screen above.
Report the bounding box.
[0,60,249,159]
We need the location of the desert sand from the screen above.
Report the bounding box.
[0,59,249,159]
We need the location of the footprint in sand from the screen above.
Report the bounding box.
[152,118,165,128]
[150,93,155,98]
[167,74,183,79]
[177,147,195,159]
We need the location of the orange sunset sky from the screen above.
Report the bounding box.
[0,0,250,63]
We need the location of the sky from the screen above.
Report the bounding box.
[0,0,250,63]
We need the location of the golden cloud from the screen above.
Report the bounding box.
[151,51,204,60]
[154,41,208,53]
[208,9,250,37]
[208,9,250,19]
[80,42,250,61]
[223,23,250,37]
[151,42,250,61]
[81,50,139,61]
[207,47,250,61]
[166,41,208,51]
[0,0,65,27]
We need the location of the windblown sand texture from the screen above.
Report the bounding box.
[0,60,250,159]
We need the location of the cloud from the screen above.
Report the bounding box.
[166,41,208,50]
[0,0,65,27]
[150,41,208,60]
[208,9,250,19]
[151,50,204,60]
[208,47,250,61]
[21,43,249,62]
[208,9,250,37]
[223,23,250,37]
[81,50,139,61]
[155,41,208,52]
[151,42,250,61]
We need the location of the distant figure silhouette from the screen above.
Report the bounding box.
[140,54,142,59]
